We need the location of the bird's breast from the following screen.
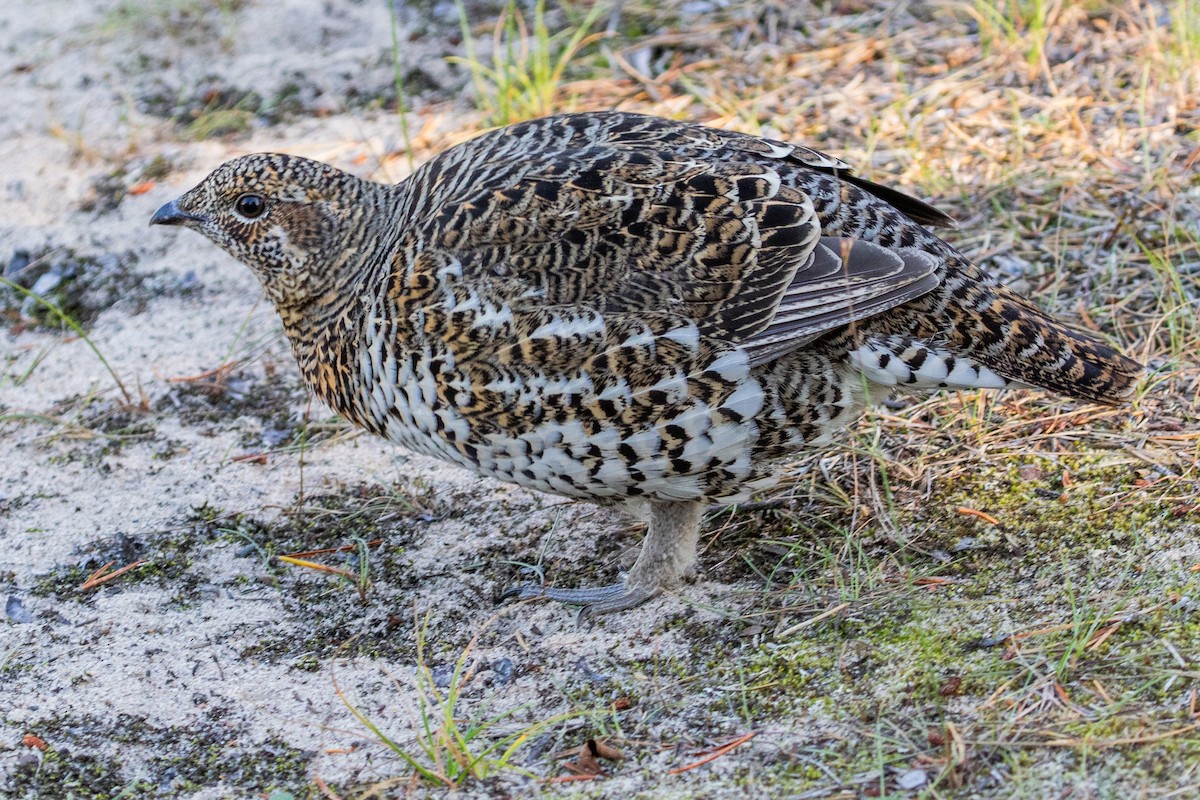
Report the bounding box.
[339,327,787,502]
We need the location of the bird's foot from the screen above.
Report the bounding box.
[503,500,705,623]
[501,580,660,624]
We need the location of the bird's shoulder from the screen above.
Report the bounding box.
[378,112,943,366]
[395,114,822,332]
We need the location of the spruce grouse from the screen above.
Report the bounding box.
[151,111,1142,617]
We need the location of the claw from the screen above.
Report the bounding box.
[499,582,544,602]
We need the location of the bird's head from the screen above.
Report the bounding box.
[151,153,374,310]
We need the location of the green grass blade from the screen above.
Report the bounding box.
[1,276,132,405]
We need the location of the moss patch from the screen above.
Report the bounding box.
[594,445,1200,797]
[6,712,310,799]
[2,248,192,331]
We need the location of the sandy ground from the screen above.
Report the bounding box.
[0,3,778,796]
[2,1,1198,798]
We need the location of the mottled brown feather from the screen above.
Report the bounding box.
[156,110,1143,503]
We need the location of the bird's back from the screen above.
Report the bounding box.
[382,112,1139,399]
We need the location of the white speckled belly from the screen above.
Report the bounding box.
[370,346,778,503]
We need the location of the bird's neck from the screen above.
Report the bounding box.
[271,178,395,332]
[276,181,407,431]
[277,285,362,420]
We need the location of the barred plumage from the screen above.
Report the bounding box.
[152,111,1142,617]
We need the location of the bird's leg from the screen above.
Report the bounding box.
[505,499,705,619]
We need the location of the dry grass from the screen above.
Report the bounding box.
[378,0,1199,795]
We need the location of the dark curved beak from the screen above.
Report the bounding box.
[149,199,203,227]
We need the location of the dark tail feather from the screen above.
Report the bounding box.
[841,173,957,229]
[981,293,1142,405]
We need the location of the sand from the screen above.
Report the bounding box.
[0,3,761,796]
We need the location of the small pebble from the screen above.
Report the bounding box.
[575,657,610,683]
[20,272,62,316]
[5,248,31,277]
[261,426,292,447]
[6,595,34,624]
[1018,464,1043,481]
[489,657,514,685]
[431,663,456,688]
[897,769,927,790]
[177,269,202,292]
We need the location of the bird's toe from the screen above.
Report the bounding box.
[500,579,661,623]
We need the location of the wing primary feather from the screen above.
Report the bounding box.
[743,239,940,367]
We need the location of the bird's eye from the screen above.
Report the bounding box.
[235,194,266,219]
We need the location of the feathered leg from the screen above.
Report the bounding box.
[505,500,705,620]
